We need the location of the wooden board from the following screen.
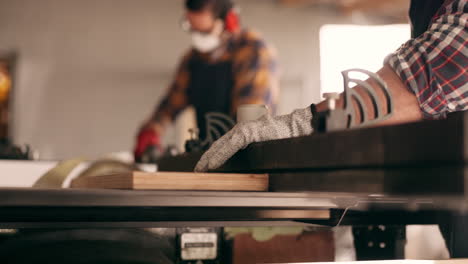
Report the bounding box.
[70,171,269,191]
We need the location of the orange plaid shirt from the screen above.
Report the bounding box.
[152,30,279,124]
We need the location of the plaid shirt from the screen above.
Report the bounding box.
[153,30,279,123]
[386,0,467,119]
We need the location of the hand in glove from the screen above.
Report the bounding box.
[195,107,314,172]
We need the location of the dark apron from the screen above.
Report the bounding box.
[409,0,446,38]
[187,56,234,140]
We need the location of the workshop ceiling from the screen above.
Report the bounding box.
[277,0,411,23]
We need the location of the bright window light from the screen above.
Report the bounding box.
[319,24,410,96]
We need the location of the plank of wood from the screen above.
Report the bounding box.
[70,171,269,191]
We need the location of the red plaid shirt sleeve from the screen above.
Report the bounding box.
[152,52,192,123]
[386,0,468,119]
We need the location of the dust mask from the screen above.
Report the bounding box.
[190,20,224,53]
[191,32,221,53]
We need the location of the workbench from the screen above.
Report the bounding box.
[1,111,467,262]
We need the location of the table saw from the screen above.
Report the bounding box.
[0,111,467,261]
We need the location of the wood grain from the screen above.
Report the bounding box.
[70,171,269,191]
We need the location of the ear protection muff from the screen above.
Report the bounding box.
[224,9,240,33]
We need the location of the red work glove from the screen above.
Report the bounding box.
[134,128,161,162]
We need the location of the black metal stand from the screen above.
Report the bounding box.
[352,225,406,260]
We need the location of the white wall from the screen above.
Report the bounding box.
[0,0,346,159]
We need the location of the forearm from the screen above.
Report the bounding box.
[316,65,423,127]
[145,52,192,136]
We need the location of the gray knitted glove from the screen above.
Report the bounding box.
[195,107,314,172]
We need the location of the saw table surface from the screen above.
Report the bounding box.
[0,187,466,228]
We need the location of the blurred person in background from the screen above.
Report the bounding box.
[134,0,279,162]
